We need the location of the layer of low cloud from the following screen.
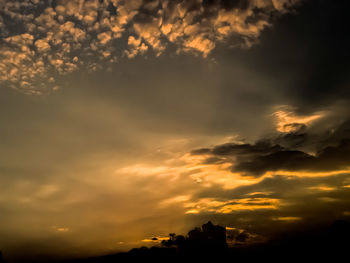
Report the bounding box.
[0,0,300,94]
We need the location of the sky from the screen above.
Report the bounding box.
[1,0,350,261]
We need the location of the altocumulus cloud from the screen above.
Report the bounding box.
[0,0,301,94]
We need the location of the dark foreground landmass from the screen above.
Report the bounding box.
[2,220,350,263]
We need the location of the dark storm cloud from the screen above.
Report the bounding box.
[233,140,350,176]
[191,119,350,177]
[273,129,308,149]
[212,141,283,156]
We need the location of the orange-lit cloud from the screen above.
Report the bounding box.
[272,216,301,221]
[184,197,281,214]
[141,236,169,243]
[273,106,325,133]
[52,226,70,233]
[118,151,260,190]
[263,170,350,178]
[0,0,301,94]
[308,185,336,191]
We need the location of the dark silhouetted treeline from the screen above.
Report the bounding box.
[4,220,350,263]
[65,220,350,262]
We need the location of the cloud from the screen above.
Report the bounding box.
[190,115,350,177]
[0,0,301,94]
[273,105,325,133]
[125,36,148,58]
[184,197,281,214]
[233,139,350,176]
[272,216,301,221]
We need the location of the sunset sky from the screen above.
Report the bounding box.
[1,0,350,261]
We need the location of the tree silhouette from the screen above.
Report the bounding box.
[161,221,228,256]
